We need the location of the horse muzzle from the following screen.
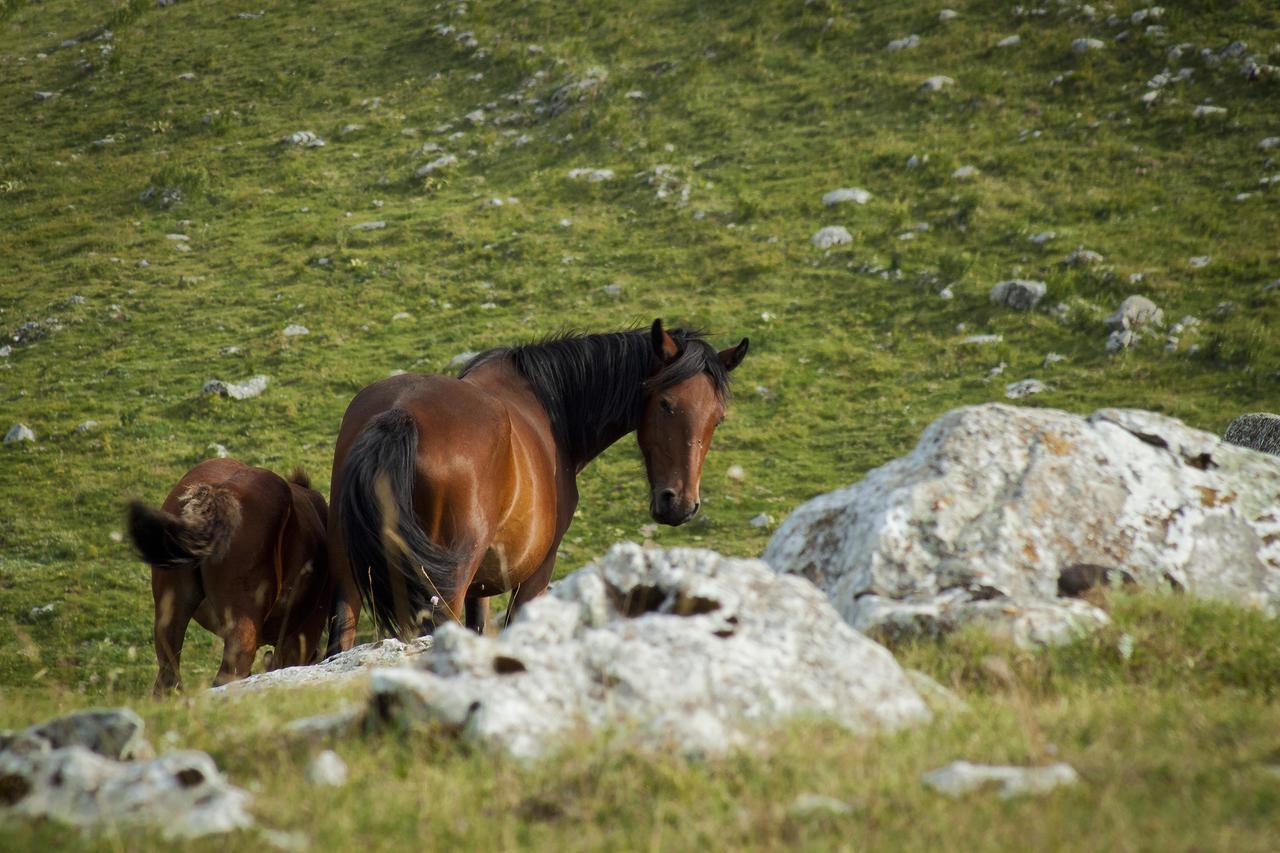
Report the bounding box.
[651,488,700,526]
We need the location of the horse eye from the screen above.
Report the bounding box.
[659,398,675,414]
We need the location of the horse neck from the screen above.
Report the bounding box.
[570,417,639,473]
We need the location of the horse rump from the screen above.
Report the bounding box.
[336,407,462,639]
[126,484,242,571]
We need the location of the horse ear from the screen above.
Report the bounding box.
[718,338,749,372]
[650,318,678,362]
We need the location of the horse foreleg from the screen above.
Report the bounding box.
[212,614,261,687]
[506,550,558,625]
[464,597,489,634]
[324,524,360,657]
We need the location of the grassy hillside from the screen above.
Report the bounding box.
[1,0,1279,847]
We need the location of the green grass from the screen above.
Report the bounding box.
[2,0,1279,848]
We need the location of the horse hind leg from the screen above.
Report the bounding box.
[205,566,273,687]
[152,568,203,696]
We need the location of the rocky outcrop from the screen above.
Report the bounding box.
[209,636,433,695]
[0,709,251,840]
[303,545,930,760]
[764,404,1280,647]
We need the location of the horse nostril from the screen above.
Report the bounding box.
[658,489,677,508]
[692,501,700,515]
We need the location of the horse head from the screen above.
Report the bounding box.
[637,319,748,526]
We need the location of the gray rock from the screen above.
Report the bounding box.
[73,420,98,434]
[811,226,853,249]
[822,188,871,206]
[1005,379,1047,399]
[351,221,385,231]
[1192,105,1227,119]
[960,335,1003,345]
[305,750,348,787]
[1105,295,1163,331]
[1106,329,1138,353]
[788,793,854,816]
[0,345,10,357]
[765,404,1280,647]
[951,165,979,179]
[1260,137,1280,151]
[548,69,607,117]
[282,324,309,336]
[923,761,1079,798]
[201,375,269,401]
[210,637,433,695]
[0,746,252,839]
[1063,247,1104,266]
[33,91,57,101]
[919,76,955,93]
[206,443,229,459]
[997,35,1021,48]
[1188,255,1212,268]
[415,154,457,177]
[1072,38,1106,54]
[281,130,324,148]
[10,708,150,761]
[938,10,958,22]
[567,168,615,182]
[352,544,928,760]
[886,35,920,52]
[749,513,773,528]
[1223,414,1280,457]
[1029,231,1056,245]
[5,423,35,443]
[990,279,1047,311]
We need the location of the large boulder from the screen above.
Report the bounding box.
[209,636,433,695]
[338,544,929,760]
[764,404,1280,646]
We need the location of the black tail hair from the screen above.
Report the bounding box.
[336,408,462,639]
[126,484,241,571]
[288,467,312,489]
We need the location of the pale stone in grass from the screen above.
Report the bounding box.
[33,91,57,101]
[1005,379,1046,399]
[450,351,479,368]
[281,130,324,148]
[74,420,98,434]
[567,168,615,182]
[1106,328,1138,353]
[1192,105,1227,118]
[923,761,1079,798]
[1029,231,1056,244]
[765,404,1280,647]
[202,375,269,400]
[1105,295,1163,331]
[749,513,773,528]
[1223,414,1280,457]
[282,324,309,336]
[960,335,1002,345]
[1072,38,1105,54]
[938,9,958,22]
[415,154,457,177]
[788,793,854,816]
[1188,255,1211,268]
[1063,247,1104,266]
[951,165,979,179]
[997,35,1021,47]
[822,188,871,206]
[4,423,35,443]
[990,279,1047,310]
[886,35,920,52]
[1259,137,1280,151]
[811,226,852,249]
[918,75,955,93]
[352,220,386,231]
[206,443,229,459]
[349,544,929,760]
[726,464,745,481]
[211,637,434,694]
[305,750,348,787]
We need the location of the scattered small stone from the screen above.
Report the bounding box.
[919,76,955,93]
[202,375,269,401]
[1043,352,1066,366]
[391,311,413,321]
[601,283,623,296]
[1106,329,1138,353]
[464,109,485,125]
[1072,38,1105,54]
[1029,231,1056,245]
[822,188,871,206]
[282,324,309,337]
[28,603,56,620]
[749,513,773,528]
[1264,278,1280,294]
[811,226,853,249]
[415,154,458,177]
[352,221,386,231]
[923,761,1079,798]
[0,345,10,357]
[1259,137,1280,151]
[207,443,229,459]
[5,423,35,443]
[567,168,615,182]
[906,154,928,168]
[1213,301,1236,318]
[886,35,921,52]
[558,218,572,228]
[281,130,324,148]
[1005,379,1047,399]
[1105,295,1163,331]
[34,91,57,101]
[938,9,959,22]
[305,750,348,787]
[74,420,98,434]
[339,123,365,136]
[990,279,1047,311]
[985,362,1007,380]
[726,464,745,481]
[165,233,189,242]
[625,90,646,99]
[1063,247,1104,266]
[997,35,1021,48]
[951,165,979,180]
[1188,255,1211,268]
[788,793,854,817]
[960,335,1003,345]
[1192,105,1227,119]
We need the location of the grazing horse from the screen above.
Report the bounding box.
[325,319,748,647]
[127,459,330,693]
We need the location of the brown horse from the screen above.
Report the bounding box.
[325,319,748,648]
[127,458,330,693]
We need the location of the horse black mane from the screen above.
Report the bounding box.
[459,328,731,461]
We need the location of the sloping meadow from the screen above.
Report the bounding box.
[2,0,1280,848]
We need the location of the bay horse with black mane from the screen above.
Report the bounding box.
[325,319,748,648]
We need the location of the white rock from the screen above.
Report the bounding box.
[414,154,458,177]
[788,793,854,816]
[1029,231,1056,244]
[1105,295,1163,331]
[567,168,615,182]
[951,165,979,179]
[74,420,98,434]
[206,443,229,459]
[210,637,434,695]
[1005,379,1047,399]
[938,9,959,21]
[764,404,1280,647]
[726,464,745,481]
[1106,328,1138,353]
[960,334,1003,345]
[1192,105,1227,118]
[305,750,348,787]
[886,35,920,52]
[1043,352,1066,366]
[352,220,386,231]
[28,603,56,620]
[997,35,1021,48]
[464,109,485,124]
[1072,38,1106,54]
[202,375,269,401]
[344,545,929,760]
[1259,137,1280,151]
[919,76,955,93]
[4,423,35,443]
[281,130,324,148]
[822,188,871,206]
[989,279,1047,311]
[811,226,853,249]
[749,513,773,528]
[282,324,309,337]
[1188,255,1211,268]
[923,761,1079,798]
[1063,247,1104,266]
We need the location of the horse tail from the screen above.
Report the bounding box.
[127,484,242,571]
[287,467,312,489]
[336,407,462,639]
